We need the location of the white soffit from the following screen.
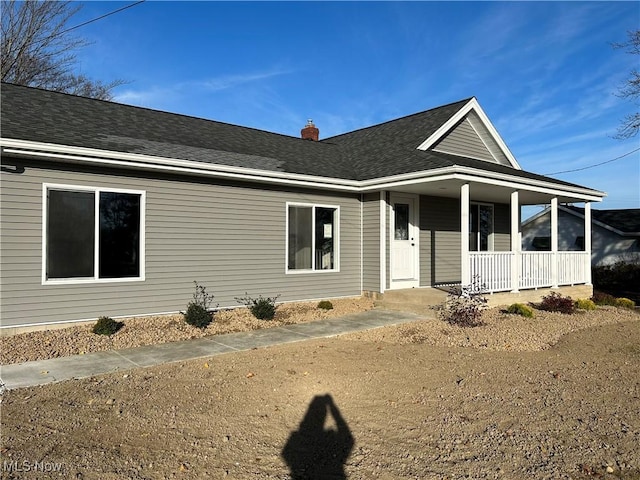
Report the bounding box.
[416,97,521,170]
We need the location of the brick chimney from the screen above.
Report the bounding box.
[301,119,319,141]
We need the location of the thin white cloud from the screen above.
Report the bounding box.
[113,86,174,107]
[196,68,293,92]
[111,66,294,113]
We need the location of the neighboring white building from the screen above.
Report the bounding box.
[522,205,640,266]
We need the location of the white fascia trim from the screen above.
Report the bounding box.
[359,166,605,201]
[415,98,521,170]
[1,138,361,192]
[2,139,605,201]
[454,172,605,201]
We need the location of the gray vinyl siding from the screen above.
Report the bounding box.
[493,203,511,251]
[466,112,512,166]
[0,158,362,328]
[362,192,381,292]
[419,195,461,286]
[433,118,495,162]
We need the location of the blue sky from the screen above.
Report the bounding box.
[73,1,639,212]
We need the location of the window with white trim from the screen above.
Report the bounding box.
[44,185,145,282]
[287,204,338,272]
[469,203,493,251]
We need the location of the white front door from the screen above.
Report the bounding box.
[390,194,419,288]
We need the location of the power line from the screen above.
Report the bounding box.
[59,1,146,37]
[544,147,640,175]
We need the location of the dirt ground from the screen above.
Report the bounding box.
[1,307,639,480]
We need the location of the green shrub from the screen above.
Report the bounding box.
[184,303,213,328]
[92,316,123,336]
[575,298,596,311]
[506,303,534,318]
[437,276,488,327]
[183,281,217,328]
[235,293,280,320]
[592,291,618,306]
[317,300,334,310]
[616,297,636,309]
[538,292,575,314]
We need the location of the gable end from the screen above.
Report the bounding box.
[432,116,496,162]
[416,98,520,169]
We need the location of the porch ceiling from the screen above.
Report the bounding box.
[385,178,600,206]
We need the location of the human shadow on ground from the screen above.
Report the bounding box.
[282,394,354,479]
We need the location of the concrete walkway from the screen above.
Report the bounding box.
[0,309,424,391]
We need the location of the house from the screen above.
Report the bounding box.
[0,83,606,331]
[522,205,640,266]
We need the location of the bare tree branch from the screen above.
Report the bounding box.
[1,0,126,100]
[613,29,640,139]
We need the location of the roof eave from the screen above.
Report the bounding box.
[360,165,605,201]
[0,138,362,192]
[1,138,606,202]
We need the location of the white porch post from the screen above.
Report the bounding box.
[461,183,470,286]
[584,202,592,285]
[380,190,387,293]
[551,197,559,288]
[510,190,520,293]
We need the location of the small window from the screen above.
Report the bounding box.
[469,203,493,251]
[532,236,551,251]
[394,203,409,240]
[44,185,145,283]
[287,204,338,272]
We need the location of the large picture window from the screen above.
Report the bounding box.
[287,204,338,272]
[44,185,145,283]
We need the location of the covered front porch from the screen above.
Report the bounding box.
[366,167,605,297]
[463,187,594,294]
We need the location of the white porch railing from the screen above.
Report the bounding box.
[557,251,589,286]
[469,251,590,293]
[520,252,553,289]
[469,252,512,292]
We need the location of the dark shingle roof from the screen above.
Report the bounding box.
[0,83,356,179]
[0,82,595,190]
[565,206,640,234]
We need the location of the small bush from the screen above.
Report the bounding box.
[92,316,123,336]
[184,303,213,328]
[236,293,280,320]
[538,292,575,314]
[437,277,488,327]
[506,303,534,318]
[183,281,217,328]
[575,298,596,311]
[317,300,334,310]
[616,297,636,309]
[592,291,618,306]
